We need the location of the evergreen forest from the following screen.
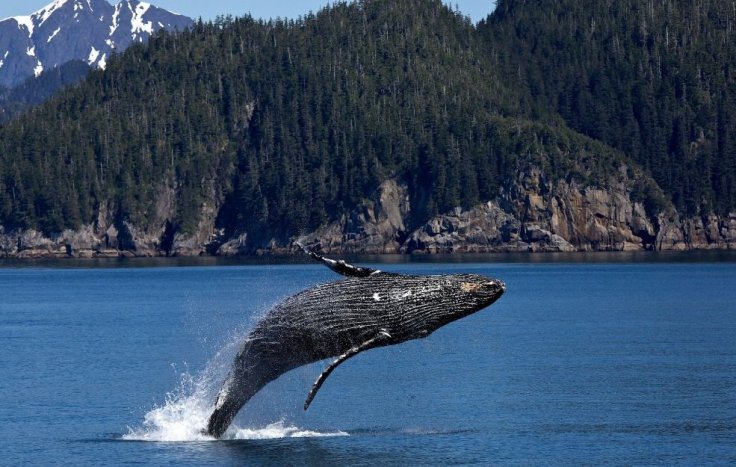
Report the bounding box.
[0,0,733,246]
[480,0,736,216]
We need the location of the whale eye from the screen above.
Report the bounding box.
[460,282,481,293]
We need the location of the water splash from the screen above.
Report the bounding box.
[225,420,348,440]
[123,336,347,442]
[122,368,218,442]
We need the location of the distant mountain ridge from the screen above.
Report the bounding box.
[0,0,192,89]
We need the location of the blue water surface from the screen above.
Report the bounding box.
[1,254,735,465]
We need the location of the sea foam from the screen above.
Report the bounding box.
[123,336,347,442]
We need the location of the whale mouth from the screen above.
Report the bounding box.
[478,279,505,308]
[478,279,505,298]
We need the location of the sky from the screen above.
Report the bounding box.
[0,0,497,24]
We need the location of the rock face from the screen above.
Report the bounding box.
[0,183,224,258]
[403,201,571,254]
[1,165,735,259]
[295,165,736,255]
[294,180,411,254]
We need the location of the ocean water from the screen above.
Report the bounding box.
[1,255,735,465]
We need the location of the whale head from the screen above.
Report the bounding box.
[390,273,506,341]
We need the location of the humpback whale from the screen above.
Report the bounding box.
[206,245,505,438]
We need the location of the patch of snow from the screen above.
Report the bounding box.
[88,46,99,65]
[105,39,114,47]
[34,61,44,77]
[33,0,69,26]
[110,3,121,36]
[130,1,153,35]
[4,51,8,59]
[98,53,106,70]
[12,16,34,37]
[26,46,36,57]
[0,60,4,69]
[47,27,62,43]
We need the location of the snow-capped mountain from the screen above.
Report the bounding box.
[0,0,192,88]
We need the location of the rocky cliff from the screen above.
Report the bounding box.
[3,165,732,259]
[295,167,736,255]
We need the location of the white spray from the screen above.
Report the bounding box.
[123,332,347,442]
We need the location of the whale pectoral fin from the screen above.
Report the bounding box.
[296,242,382,278]
[304,331,392,410]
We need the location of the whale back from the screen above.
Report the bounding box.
[260,272,501,346]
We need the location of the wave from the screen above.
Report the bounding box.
[123,335,347,442]
[124,417,348,442]
[122,372,348,442]
[224,421,348,441]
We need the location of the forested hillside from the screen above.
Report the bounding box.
[480,0,736,216]
[0,0,733,257]
[0,1,565,238]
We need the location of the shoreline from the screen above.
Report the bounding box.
[1,249,735,267]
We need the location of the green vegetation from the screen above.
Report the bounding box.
[0,0,733,246]
[480,0,736,216]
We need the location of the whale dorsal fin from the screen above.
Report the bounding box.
[297,242,383,278]
[304,330,392,410]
